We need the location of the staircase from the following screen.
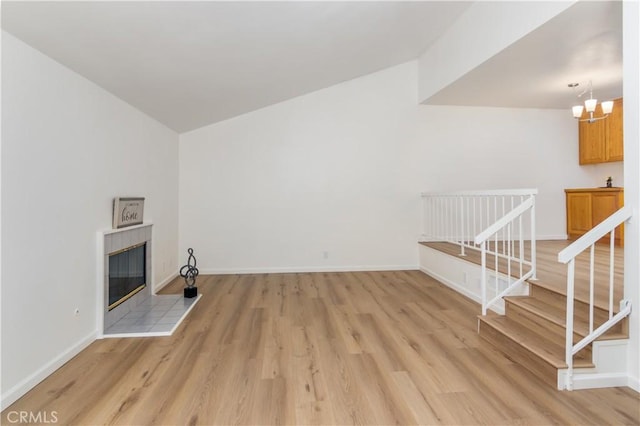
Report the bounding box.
[419,238,630,389]
[478,277,628,388]
[420,190,632,390]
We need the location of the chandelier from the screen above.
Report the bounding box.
[569,80,613,123]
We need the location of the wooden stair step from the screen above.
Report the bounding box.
[528,278,622,315]
[504,296,570,342]
[505,296,627,340]
[528,281,626,324]
[478,314,594,387]
[479,314,593,368]
[527,282,568,307]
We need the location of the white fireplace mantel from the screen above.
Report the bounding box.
[101,221,153,236]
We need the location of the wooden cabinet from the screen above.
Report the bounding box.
[607,98,624,161]
[565,188,624,246]
[579,98,623,164]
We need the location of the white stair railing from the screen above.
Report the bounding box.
[422,189,537,314]
[557,206,632,391]
[474,196,537,315]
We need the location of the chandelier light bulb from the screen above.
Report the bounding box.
[601,100,614,114]
[584,98,598,113]
[572,105,584,118]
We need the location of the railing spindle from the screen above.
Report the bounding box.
[459,196,465,255]
[589,244,595,333]
[530,199,537,280]
[565,258,576,391]
[519,221,524,278]
[467,197,471,246]
[438,197,442,240]
[472,197,477,245]
[494,230,499,295]
[507,222,512,281]
[502,196,506,256]
[450,196,453,243]
[481,240,487,316]
[609,229,615,320]
[486,197,490,238]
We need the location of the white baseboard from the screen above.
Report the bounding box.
[1,330,97,410]
[560,372,630,390]
[199,264,419,275]
[628,375,640,392]
[154,270,179,292]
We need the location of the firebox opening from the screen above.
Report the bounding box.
[108,242,146,311]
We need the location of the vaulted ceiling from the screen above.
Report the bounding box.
[425,1,622,111]
[1,1,622,133]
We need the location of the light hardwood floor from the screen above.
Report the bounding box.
[2,271,639,425]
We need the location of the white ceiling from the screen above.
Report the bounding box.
[1,1,623,133]
[1,1,471,132]
[425,1,623,110]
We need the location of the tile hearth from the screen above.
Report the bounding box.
[103,293,201,338]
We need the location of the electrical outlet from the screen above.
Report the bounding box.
[323,251,329,259]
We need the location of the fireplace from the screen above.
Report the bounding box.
[98,222,201,337]
[101,223,152,330]
[108,242,146,310]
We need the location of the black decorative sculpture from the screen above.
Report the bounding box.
[180,248,199,298]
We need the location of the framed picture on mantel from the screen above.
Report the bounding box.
[113,197,145,229]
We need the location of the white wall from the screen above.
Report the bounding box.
[416,104,624,226]
[180,63,423,273]
[1,32,179,406]
[179,61,600,273]
[622,0,640,392]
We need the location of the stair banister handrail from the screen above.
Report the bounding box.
[557,205,632,390]
[474,196,535,245]
[571,300,632,356]
[558,206,631,264]
[474,193,537,315]
[422,188,538,197]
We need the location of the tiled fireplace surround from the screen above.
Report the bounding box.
[101,223,153,331]
[99,223,200,337]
